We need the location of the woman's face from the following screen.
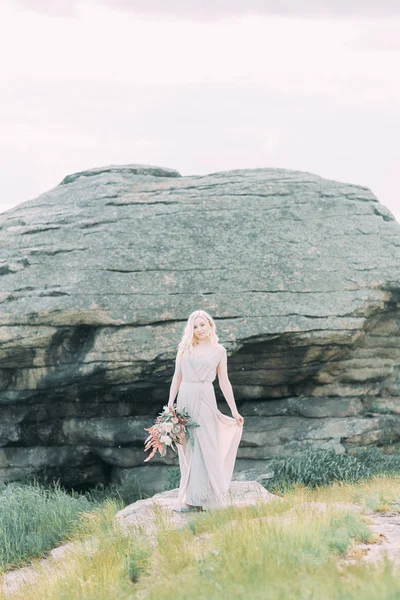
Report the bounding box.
[193,316,210,342]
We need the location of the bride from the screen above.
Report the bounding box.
[167,309,244,512]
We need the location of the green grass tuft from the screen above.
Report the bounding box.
[0,481,91,570]
[264,447,400,492]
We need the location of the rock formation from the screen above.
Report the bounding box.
[116,481,277,531]
[1,163,400,493]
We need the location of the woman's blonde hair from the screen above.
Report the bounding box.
[177,310,219,355]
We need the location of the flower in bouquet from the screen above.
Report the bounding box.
[144,405,199,462]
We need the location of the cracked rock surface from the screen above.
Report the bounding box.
[1,164,400,490]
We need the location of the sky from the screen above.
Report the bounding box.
[1,1,399,220]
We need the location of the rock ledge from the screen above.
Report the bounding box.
[116,481,278,530]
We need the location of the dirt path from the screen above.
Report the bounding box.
[346,512,400,568]
[0,538,99,597]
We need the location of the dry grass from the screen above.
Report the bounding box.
[3,476,400,599]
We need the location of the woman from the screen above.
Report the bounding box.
[167,309,244,512]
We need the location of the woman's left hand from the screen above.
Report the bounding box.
[232,411,244,426]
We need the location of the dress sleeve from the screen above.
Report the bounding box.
[217,345,227,365]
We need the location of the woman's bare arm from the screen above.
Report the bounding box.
[217,347,244,425]
[167,350,183,410]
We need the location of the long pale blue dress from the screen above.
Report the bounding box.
[174,344,243,510]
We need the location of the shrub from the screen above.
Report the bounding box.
[265,449,372,491]
[264,446,400,492]
[353,446,400,475]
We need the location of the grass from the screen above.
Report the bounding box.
[283,475,400,513]
[134,477,400,600]
[0,475,146,572]
[265,447,400,492]
[2,447,399,573]
[0,501,152,600]
[0,481,91,570]
[3,476,400,599]
[3,449,400,598]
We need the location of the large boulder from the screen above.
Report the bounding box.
[115,481,278,531]
[1,163,400,490]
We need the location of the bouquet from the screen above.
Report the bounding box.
[144,405,199,462]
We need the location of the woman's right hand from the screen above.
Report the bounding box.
[232,410,244,425]
[167,404,175,413]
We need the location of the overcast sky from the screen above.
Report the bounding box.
[1,1,399,220]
